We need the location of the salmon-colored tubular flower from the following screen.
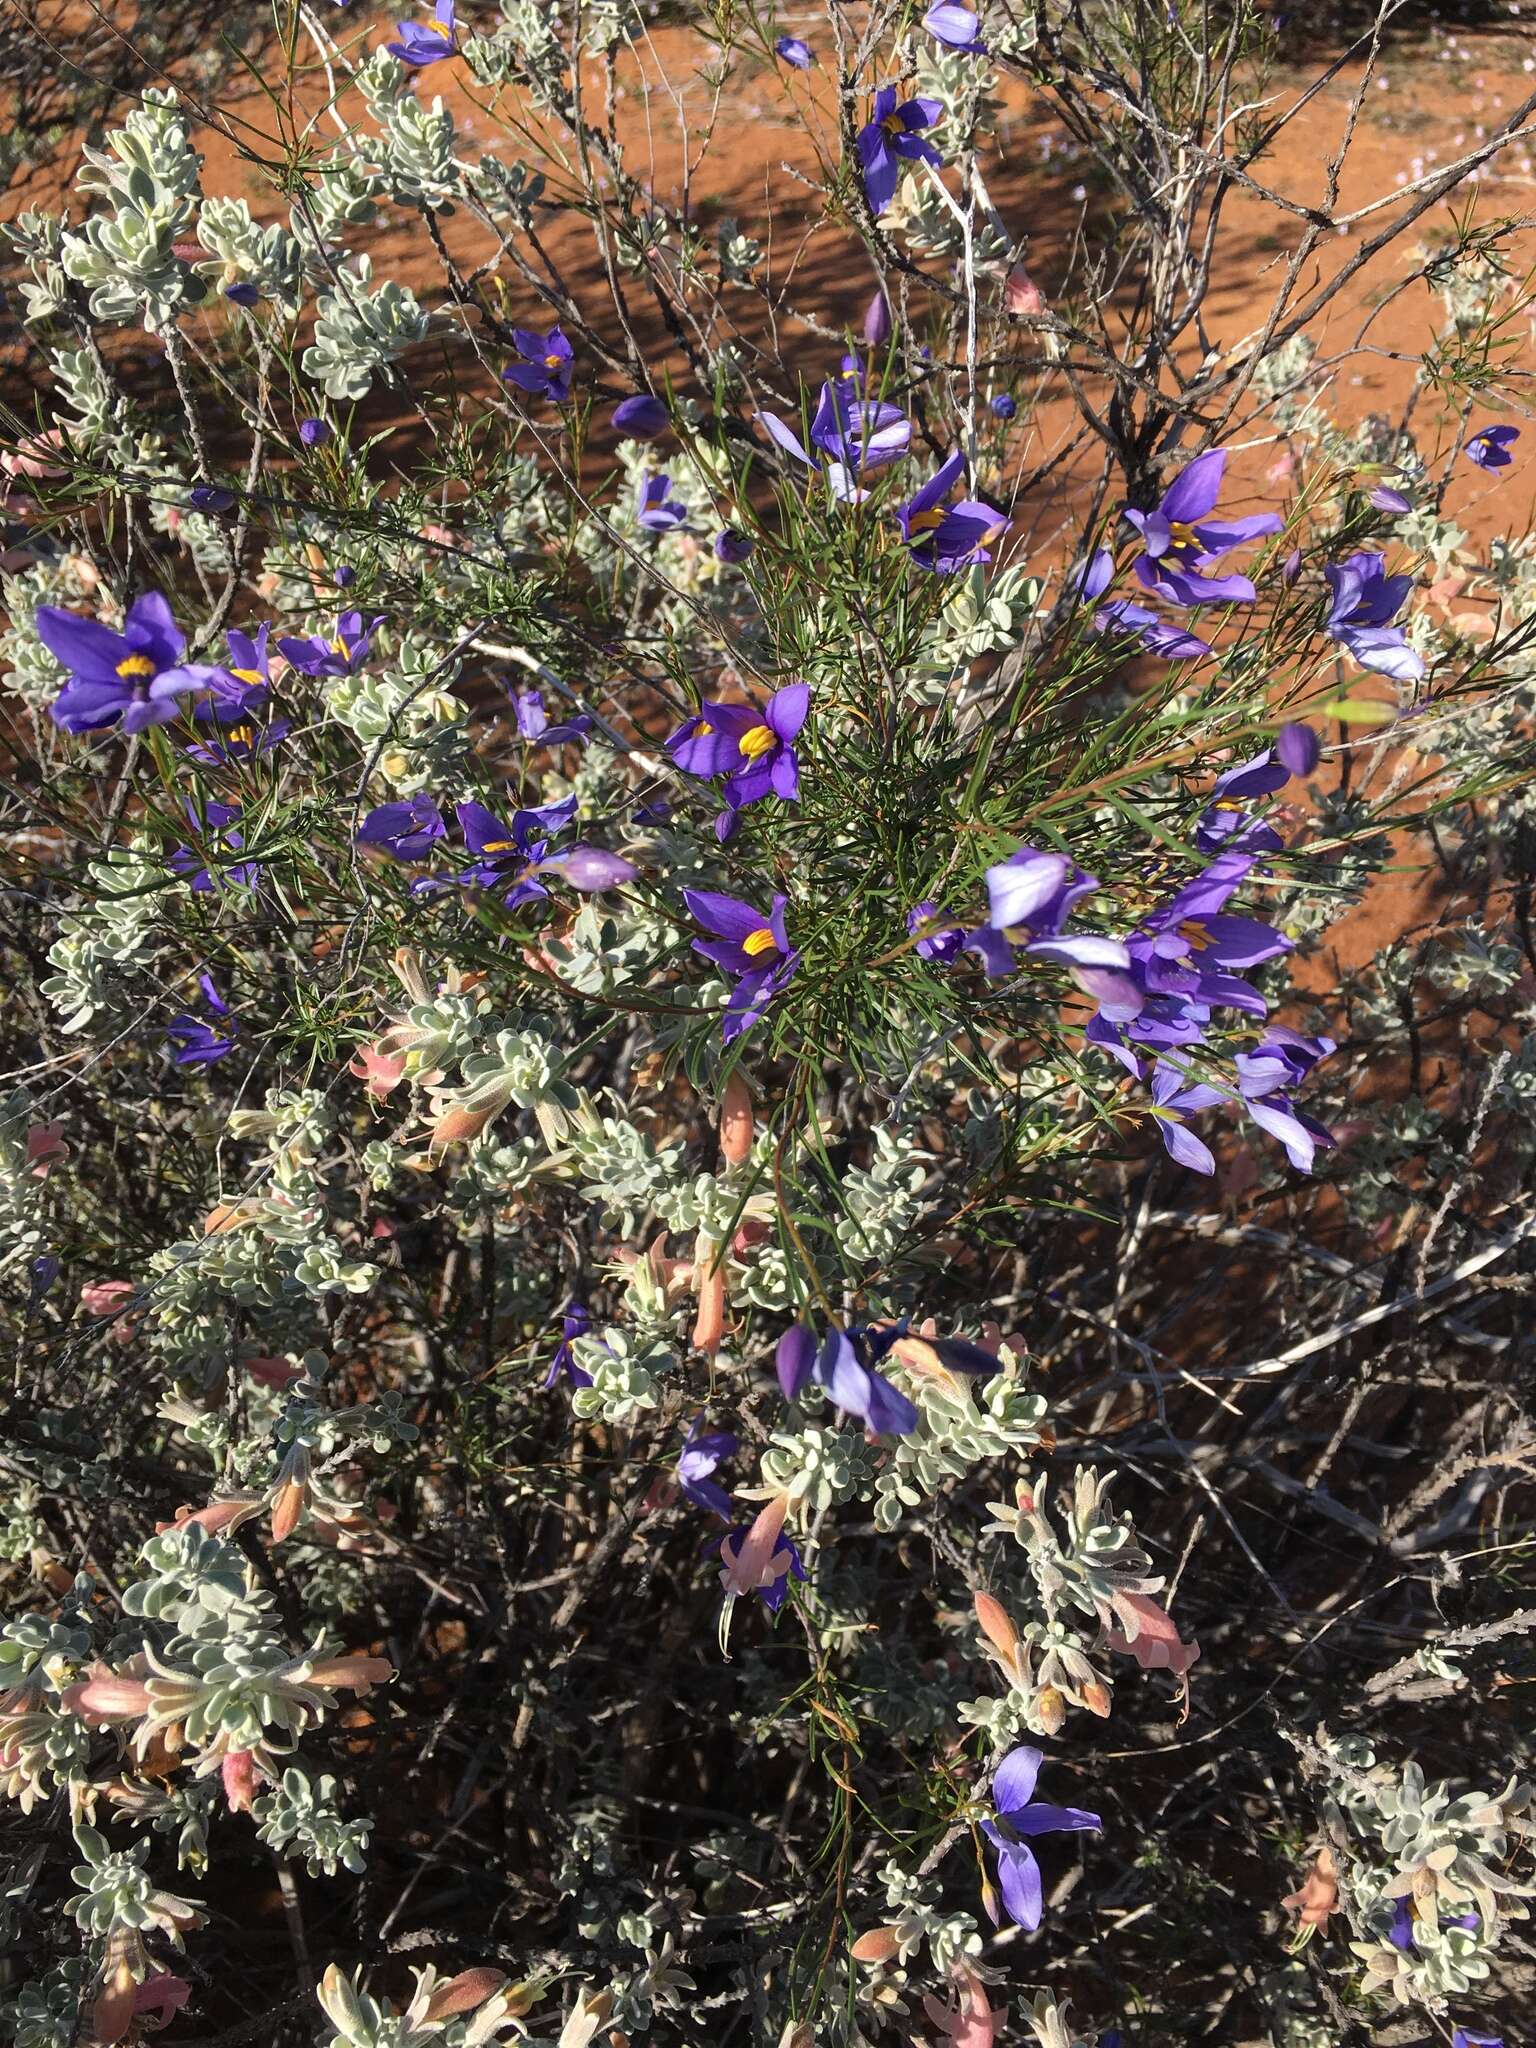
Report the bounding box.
[1106,1589,1201,1677]
[850,1927,902,1964]
[132,1973,191,2031]
[922,1967,1005,2048]
[155,1494,264,1537]
[973,1590,1027,1688]
[269,1446,311,1544]
[1282,1845,1340,1931]
[301,1655,395,1694]
[94,1937,140,2046]
[25,1122,67,1177]
[349,1040,407,1099]
[719,1493,792,1601]
[79,1279,135,1317]
[718,1071,754,1164]
[245,1355,302,1390]
[420,1970,509,2023]
[691,1247,726,1356]
[1004,263,1046,318]
[61,1668,153,1723]
[221,1749,258,1814]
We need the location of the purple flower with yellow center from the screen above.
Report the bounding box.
[185,718,291,766]
[197,624,272,725]
[967,845,1132,992]
[1323,549,1424,681]
[357,795,447,861]
[670,683,809,813]
[856,85,944,216]
[774,33,812,65]
[36,592,226,736]
[169,800,263,893]
[544,1301,593,1389]
[276,610,382,677]
[637,474,688,532]
[982,1745,1101,1929]
[1131,849,1289,1014]
[1193,747,1291,857]
[759,379,911,502]
[897,449,1009,573]
[677,1414,739,1518]
[512,687,592,743]
[1466,424,1518,471]
[1124,448,1282,607]
[907,900,964,962]
[387,0,456,64]
[502,326,574,403]
[924,0,986,50]
[684,887,799,1043]
[167,973,238,1068]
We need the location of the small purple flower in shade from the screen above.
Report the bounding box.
[1466,424,1519,471]
[907,900,964,962]
[637,474,688,532]
[991,392,1017,421]
[1323,550,1424,681]
[684,887,801,1043]
[224,282,260,309]
[386,0,456,65]
[169,801,262,893]
[28,1254,60,1308]
[759,380,911,501]
[333,565,357,589]
[276,610,383,677]
[774,33,812,65]
[167,974,238,1068]
[677,1414,739,1518]
[1234,1028,1336,1171]
[897,449,1010,573]
[982,1745,1102,1930]
[855,85,944,217]
[357,795,447,861]
[187,484,235,513]
[714,527,755,564]
[197,624,272,724]
[1276,721,1320,775]
[775,1324,919,1437]
[1099,2036,1123,2048]
[501,326,574,403]
[299,418,331,448]
[1369,484,1412,514]
[1123,448,1283,607]
[924,0,986,50]
[613,393,670,439]
[184,718,291,766]
[36,592,226,736]
[1194,750,1291,855]
[862,290,891,348]
[1095,598,1213,661]
[1451,2031,1502,2048]
[543,1301,593,1388]
[512,687,592,743]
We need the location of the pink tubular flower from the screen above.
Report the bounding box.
[221,1749,259,1814]
[719,1494,794,1602]
[1,429,67,479]
[1106,1589,1200,1677]
[79,1279,135,1318]
[349,1040,408,1099]
[62,1666,153,1723]
[25,1122,67,1177]
[133,1974,191,2031]
[922,1968,1005,2048]
[1004,264,1046,318]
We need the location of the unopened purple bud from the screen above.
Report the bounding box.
[776,1324,816,1400]
[862,291,891,348]
[1276,722,1320,776]
[714,527,755,564]
[774,34,813,66]
[547,845,638,891]
[991,393,1017,421]
[224,281,260,307]
[613,394,669,439]
[299,418,331,447]
[1281,546,1302,586]
[188,485,234,513]
[1369,485,1411,514]
[332,564,357,589]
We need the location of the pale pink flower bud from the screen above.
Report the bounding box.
[718,1071,754,1164]
[691,1256,726,1356]
[1005,264,1046,317]
[79,1280,135,1317]
[221,1749,258,1814]
[421,1971,508,2022]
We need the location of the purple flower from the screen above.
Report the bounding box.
[1466,424,1518,471]
[1193,751,1291,856]
[775,1324,919,1437]
[512,687,592,743]
[167,973,238,1068]
[774,33,812,65]
[982,1745,1101,1930]
[1095,598,1213,661]
[1275,721,1319,775]
[187,484,235,513]
[1323,550,1424,681]
[169,800,262,893]
[387,0,456,65]
[668,683,809,814]
[224,282,260,309]
[357,795,447,861]
[1234,1027,1336,1171]
[1369,484,1412,514]
[862,291,891,348]
[197,625,272,724]
[502,326,573,403]
[184,718,290,766]
[299,418,331,448]
[991,392,1017,421]
[1452,2031,1502,2048]
[897,450,1009,572]
[924,0,986,49]
[613,393,670,439]
[276,610,382,677]
[1124,448,1282,607]
[677,1414,739,1518]
[759,380,911,501]
[36,592,226,736]
[856,85,944,217]
[544,1301,593,1389]
[907,900,964,962]
[637,474,688,532]
[969,847,1131,989]
[684,887,800,1043]
[713,527,755,564]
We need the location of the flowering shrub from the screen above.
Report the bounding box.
[1,1,1534,2045]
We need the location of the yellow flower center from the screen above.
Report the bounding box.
[481,840,518,854]
[1166,519,1199,550]
[228,666,264,686]
[738,723,776,759]
[881,111,906,137]
[332,636,350,656]
[1177,918,1213,950]
[544,353,564,371]
[228,725,254,746]
[906,507,946,536]
[742,928,779,958]
[695,719,713,737]
[116,653,155,679]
